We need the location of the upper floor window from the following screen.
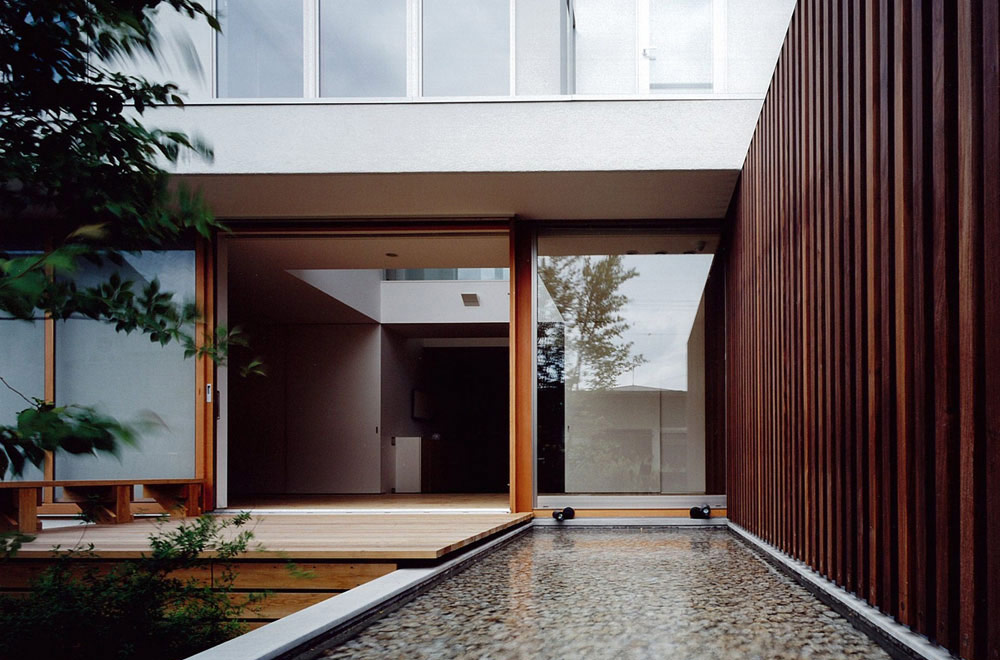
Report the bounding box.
[217,0,511,99]
[217,0,304,98]
[422,0,510,96]
[319,0,408,97]
[215,0,733,99]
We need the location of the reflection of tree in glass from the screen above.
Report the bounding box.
[538,255,646,390]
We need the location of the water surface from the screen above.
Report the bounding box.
[321,528,889,659]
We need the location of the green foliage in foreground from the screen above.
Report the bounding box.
[0,1,263,479]
[0,513,264,660]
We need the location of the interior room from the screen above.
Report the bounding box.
[220,230,511,510]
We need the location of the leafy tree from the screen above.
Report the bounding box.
[538,255,646,390]
[0,1,237,478]
[0,513,264,660]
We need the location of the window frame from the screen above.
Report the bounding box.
[214,0,518,100]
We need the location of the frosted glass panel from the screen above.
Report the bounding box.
[573,0,637,94]
[422,0,510,96]
[649,0,714,91]
[0,319,45,481]
[54,252,196,481]
[320,0,407,97]
[218,0,303,97]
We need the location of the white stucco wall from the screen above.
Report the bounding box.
[153,98,761,175]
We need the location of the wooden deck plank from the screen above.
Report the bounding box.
[11,513,532,560]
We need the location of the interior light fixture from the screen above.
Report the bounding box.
[461,293,480,307]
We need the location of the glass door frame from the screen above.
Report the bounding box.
[527,223,727,513]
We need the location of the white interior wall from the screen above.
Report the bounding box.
[284,324,382,493]
[288,269,383,321]
[681,296,707,493]
[379,329,427,493]
[227,324,289,495]
[380,280,510,324]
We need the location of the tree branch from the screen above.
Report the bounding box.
[0,374,35,408]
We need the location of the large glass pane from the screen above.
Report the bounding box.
[422,0,510,96]
[320,0,407,97]
[217,0,303,98]
[54,252,196,481]
[536,235,714,495]
[0,319,46,481]
[648,0,714,92]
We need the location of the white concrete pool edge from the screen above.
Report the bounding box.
[184,521,532,660]
[728,522,956,660]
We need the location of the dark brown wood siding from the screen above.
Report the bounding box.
[721,1,1000,659]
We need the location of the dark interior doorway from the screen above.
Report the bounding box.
[418,346,509,493]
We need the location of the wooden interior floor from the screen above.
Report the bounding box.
[15,511,530,560]
[225,492,510,511]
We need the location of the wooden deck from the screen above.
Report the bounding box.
[12,511,531,560]
[3,512,532,626]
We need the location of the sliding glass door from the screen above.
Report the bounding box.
[535,230,717,499]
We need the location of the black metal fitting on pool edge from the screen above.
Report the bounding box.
[552,507,575,522]
[689,504,712,519]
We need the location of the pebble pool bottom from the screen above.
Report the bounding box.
[320,528,890,660]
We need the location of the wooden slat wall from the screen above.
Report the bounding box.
[721,1,999,659]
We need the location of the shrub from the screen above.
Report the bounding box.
[0,513,264,660]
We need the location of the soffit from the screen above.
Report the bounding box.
[178,170,738,221]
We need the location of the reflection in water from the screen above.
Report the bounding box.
[319,529,890,660]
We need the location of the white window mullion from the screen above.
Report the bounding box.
[509,0,516,96]
[303,0,319,97]
[712,0,728,94]
[636,0,650,94]
[211,0,219,97]
[407,0,422,98]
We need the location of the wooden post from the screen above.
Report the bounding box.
[195,238,215,512]
[509,221,534,514]
[42,315,55,503]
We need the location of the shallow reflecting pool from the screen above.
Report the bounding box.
[320,528,889,659]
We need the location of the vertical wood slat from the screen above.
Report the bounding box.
[721,0,998,658]
[981,4,1000,660]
